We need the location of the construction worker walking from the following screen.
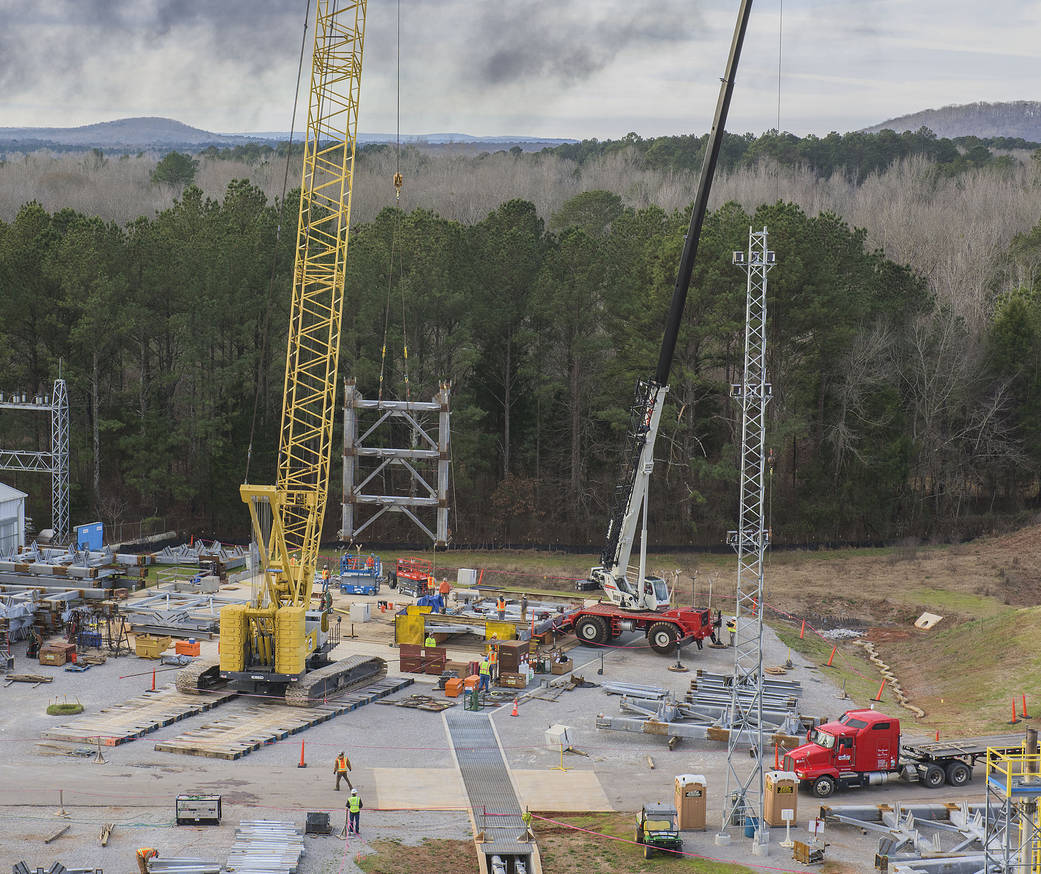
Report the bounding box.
[496,595,507,621]
[726,616,737,647]
[136,847,159,874]
[438,577,451,612]
[333,750,352,790]
[346,788,363,836]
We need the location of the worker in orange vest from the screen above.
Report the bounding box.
[136,847,159,874]
[487,633,499,681]
[334,750,353,791]
[496,595,507,621]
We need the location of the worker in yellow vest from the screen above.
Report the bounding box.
[425,632,437,647]
[136,847,159,874]
[333,750,353,791]
[478,656,491,692]
[346,788,363,836]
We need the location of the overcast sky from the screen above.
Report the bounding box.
[0,0,1037,140]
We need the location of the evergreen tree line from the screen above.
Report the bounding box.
[2,180,1040,548]
[544,127,1036,180]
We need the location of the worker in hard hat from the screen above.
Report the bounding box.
[726,616,737,646]
[136,847,159,874]
[438,577,451,612]
[346,788,363,836]
[478,655,492,692]
[334,750,352,791]
[486,634,499,682]
[496,595,507,621]
[425,631,437,648]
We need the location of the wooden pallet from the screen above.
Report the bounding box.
[41,686,236,746]
[154,677,413,760]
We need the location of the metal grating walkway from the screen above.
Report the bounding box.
[445,708,532,861]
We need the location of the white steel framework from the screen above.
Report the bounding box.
[340,378,450,547]
[0,379,70,545]
[719,227,775,850]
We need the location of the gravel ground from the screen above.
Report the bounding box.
[0,611,992,873]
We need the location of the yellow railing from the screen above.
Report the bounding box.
[986,746,1041,874]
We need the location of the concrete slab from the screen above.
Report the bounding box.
[373,766,467,810]
[511,769,613,812]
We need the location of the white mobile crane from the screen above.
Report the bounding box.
[563,0,755,655]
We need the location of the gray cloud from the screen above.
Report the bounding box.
[458,0,703,85]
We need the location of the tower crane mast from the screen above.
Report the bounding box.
[180,0,385,704]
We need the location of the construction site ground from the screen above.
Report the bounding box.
[4,526,1041,872]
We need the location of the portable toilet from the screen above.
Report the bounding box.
[763,770,798,827]
[674,774,707,831]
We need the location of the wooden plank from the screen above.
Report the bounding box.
[44,825,70,843]
[155,677,413,760]
[41,686,237,746]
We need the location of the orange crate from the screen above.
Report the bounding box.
[444,677,464,698]
[175,641,201,657]
[463,674,480,690]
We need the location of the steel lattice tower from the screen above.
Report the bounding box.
[718,227,775,851]
[51,378,69,545]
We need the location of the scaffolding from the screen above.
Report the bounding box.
[0,378,69,545]
[340,378,450,547]
[718,227,775,853]
[986,742,1041,874]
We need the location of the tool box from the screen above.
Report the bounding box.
[497,671,527,689]
[135,634,172,659]
[176,793,222,825]
[444,677,465,698]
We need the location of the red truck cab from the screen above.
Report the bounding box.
[784,709,901,798]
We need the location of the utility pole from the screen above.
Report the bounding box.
[717,227,775,853]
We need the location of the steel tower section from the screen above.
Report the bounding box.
[340,378,451,547]
[718,227,775,851]
[50,379,70,546]
[0,378,70,545]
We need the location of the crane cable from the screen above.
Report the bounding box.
[244,0,313,484]
[377,0,412,404]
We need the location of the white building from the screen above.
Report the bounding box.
[0,482,28,555]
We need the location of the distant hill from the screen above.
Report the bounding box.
[0,117,577,154]
[863,101,1041,141]
[0,116,259,150]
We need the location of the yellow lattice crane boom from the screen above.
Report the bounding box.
[180,1,385,705]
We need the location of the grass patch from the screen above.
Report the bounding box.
[889,586,1007,618]
[536,812,754,873]
[771,623,881,709]
[46,702,83,715]
[358,838,478,874]
[882,606,1041,735]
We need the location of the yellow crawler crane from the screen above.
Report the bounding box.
[179,0,384,705]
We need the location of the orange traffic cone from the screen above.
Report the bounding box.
[511,699,519,717]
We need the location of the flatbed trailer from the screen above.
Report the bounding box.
[784,708,1028,798]
[559,602,716,655]
[899,733,1026,785]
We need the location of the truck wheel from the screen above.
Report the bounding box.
[945,761,971,787]
[575,616,609,646]
[647,622,678,654]
[922,764,946,788]
[811,775,835,798]
[643,845,654,860]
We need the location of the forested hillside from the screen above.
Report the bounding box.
[2,129,1041,547]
